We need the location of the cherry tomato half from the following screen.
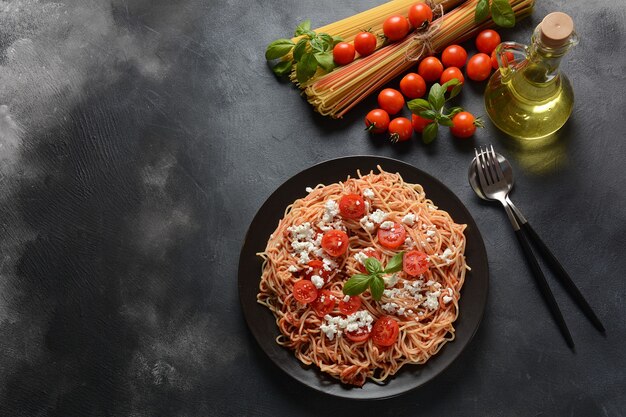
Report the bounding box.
[412,114,433,133]
[476,29,501,55]
[365,109,390,134]
[491,49,515,69]
[403,250,429,276]
[377,222,407,249]
[354,31,377,56]
[303,260,330,282]
[441,44,468,68]
[372,316,400,347]
[440,67,464,89]
[466,53,492,82]
[293,280,318,304]
[312,290,336,317]
[333,42,356,66]
[408,3,433,29]
[345,327,371,342]
[339,295,362,315]
[388,117,413,143]
[339,194,366,219]
[357,248,382,273]
[383,15,410,42]
[321,229,350,257]
[378,88,405,115]
[450,111,479,138]
[418,56,444,82]
[399,73,427,99]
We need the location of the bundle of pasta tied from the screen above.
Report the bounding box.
[266,0,535,118]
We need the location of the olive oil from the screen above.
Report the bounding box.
[484,12,578,140]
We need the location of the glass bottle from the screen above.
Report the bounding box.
[484,12,579,140]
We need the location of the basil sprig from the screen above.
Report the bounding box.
[265,20,343,83]
[407,79,464,144]
[475,0,516,28]
[343,252,404,301]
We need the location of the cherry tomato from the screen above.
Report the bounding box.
[450,111,479,138]
[418,56,444,82]
[365,109,390,134]
[321,229,350,257]
[412,114,433,133]
[377,222,407,249]
[408,3,433,29]
[339,194,366,219]
[312,290,336,317]
[357,248,382,272]
[293,280,318,304]
[345,327,371,342]
[440,67,464,88]
[399,73,427,99]
[475,29,501,55]
[466,53,492,81]
[333,42,356,66]
[338,295,362,315]
[388,117,413,143]
[403,250,429,276]
[354,32,377,56]
[372,316,400,347]
[441,44,468,68]
[491,49,515,69]
[383,15,410,42]
[377,88,405,115]
[303,260,331,282]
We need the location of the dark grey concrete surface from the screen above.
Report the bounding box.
[0,0,624,416]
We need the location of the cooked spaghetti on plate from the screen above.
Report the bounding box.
[257,168,469,386]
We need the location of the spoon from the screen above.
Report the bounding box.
[468,149,605,335]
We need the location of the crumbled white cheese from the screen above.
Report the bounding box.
[402,213,416,226]
[422,290,441,310]
[322,200,340,223]
[397,307,406,316]
[384,273,399,288]
[441,248,454,264]
[363,188,375,199]
[343,295,351,303]
[305,187,314,193]
[365,201,370,211]
[369,209,388,224]
[426,229,436,237]
[442,295,453,304]
[381,302,399,314]
[287,223,324,264]
[404,237,413,247]
[379,220,394,230]
[359,216,376,232]
[288,265,298,273]
[320,321,339,340]
[311,275,324,289]
[354,251,369,266]
[320,310,374,339]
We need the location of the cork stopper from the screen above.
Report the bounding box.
[540,12,574,48]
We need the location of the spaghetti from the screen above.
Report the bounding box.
[257,168,469,386]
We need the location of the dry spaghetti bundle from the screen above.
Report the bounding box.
[297,0,535,118]
[257,169,469,386]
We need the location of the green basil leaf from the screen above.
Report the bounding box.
[438,115,454,127]
[265,39,295,60]
[447,106,464,117]
[314,52,335,72]
[343,274,372,296]
[441,78,460,90]
[383,251,404,273]
[365,257,382,275]
[475,0,490,23]
[296,52,318,83]
[422,122,439,144]
[428,83,445,111]
[294,20,312,36]
[370,275,385,300]
[293,38,308,62]
[420,109,438,120]
[332,35,343,46]
[491,0,516,28]
[319,33,334,51]
[310,38,325,53]
[272,60,293,77]
[407,98,432,113]
[448,83,463,100]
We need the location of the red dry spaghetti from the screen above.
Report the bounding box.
[257,168,468,386]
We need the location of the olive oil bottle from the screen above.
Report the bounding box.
[484,12,578,140]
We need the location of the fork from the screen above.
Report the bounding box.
[475,146,575,349]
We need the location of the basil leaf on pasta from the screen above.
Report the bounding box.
[365,257,382,275]
[383,251,404,273]
[343,274,372,296]
[369,275,385,300]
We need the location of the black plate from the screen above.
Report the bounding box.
[238,156,488,400]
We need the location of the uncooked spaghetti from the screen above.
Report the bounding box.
[257,168,469,386]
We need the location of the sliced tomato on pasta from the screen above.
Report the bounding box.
[345,327,371,342]
[338,296,362,315]
[304,260,331,282]
[292,280,318,304]
[312,290,336,317]
[403,250,429,276]
[339,194,366,219]
[321,229,350,257]
[377,222,406,249]
[372,316,399,347]
[357,248,382,272]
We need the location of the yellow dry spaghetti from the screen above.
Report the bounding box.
[257,168,469,386]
